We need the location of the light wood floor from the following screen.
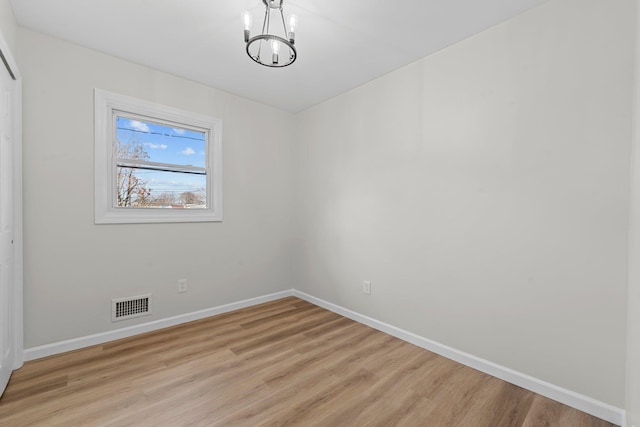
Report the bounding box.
[0,297,615,426]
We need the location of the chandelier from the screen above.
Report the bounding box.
[242,0,298,67]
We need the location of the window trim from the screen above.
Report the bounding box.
[95,89,222,224]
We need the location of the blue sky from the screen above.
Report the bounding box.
[116,116,207,198]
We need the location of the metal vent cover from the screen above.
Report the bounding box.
[112,294,152,322]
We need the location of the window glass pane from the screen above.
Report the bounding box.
[116,167,207,208]
[116,116,206,168]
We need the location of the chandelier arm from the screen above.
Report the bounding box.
[256,6,268,61]
[278,7,288,38]
[265,5,271,35]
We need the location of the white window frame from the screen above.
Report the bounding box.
[95,89,222,224]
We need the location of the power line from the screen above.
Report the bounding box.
[116,126,205,142]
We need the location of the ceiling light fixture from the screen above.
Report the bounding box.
[242,0,297,68]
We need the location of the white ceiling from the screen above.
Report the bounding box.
[10,0,547,112]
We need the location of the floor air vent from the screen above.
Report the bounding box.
[112,294,152,322]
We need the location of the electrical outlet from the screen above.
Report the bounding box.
[178,279,188,293]
[363,280,371,295]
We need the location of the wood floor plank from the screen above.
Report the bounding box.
[317,349,436,426]
[457,380,535,427]
[0,297,616,427]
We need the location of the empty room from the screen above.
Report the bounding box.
[0,0,639,425]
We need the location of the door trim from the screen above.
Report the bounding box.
[0,28,23,370]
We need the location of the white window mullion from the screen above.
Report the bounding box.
[115,159,208,175]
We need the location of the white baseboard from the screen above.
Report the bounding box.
[23,288,626,426]
[292,290,626,427]
[23,290,293,362]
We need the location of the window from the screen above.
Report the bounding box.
[95,89,222,224]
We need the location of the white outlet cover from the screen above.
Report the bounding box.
[363,281,371,295]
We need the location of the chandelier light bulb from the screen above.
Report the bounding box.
[289,14,298,32]
[242,11,252,42]
[242,11,253,30]
[288,14,298,43]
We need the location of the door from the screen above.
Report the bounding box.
[0,51,18,395]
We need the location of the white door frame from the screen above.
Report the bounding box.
[0,29,24,373]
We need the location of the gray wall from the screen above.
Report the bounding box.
[0,0,16,53]
[18,29,296,348]
[293,0,633,407]
[628,2,640,425]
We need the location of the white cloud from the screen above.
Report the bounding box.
[144,142,168,150]
[129,120,150,132]
[173,128,186,135]
[181,147,196,155]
